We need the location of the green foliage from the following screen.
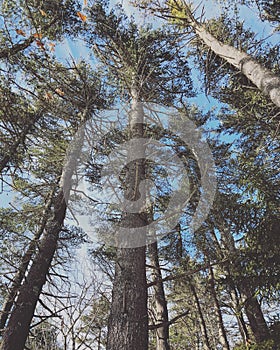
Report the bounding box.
[233,339,279,350]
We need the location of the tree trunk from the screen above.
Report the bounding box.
[168,3,280,108]
[208,264,230,350]
[211,225,270,344]
[149,241,170,350]
[239,283,270,343]
[229,286,250,345]
[0,188,54,332]
[106,96,148,350]
[0,112,86,350]
[190,282,212,350]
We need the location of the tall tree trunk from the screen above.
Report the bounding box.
[167,2,280,108]
[208,264,230,350]
[0,111,86,350]
[190,282,212,350]
[106,96,148,350]
[149,241,170,350]
[0,188,54,332]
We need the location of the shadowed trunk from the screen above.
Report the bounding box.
[149,241,170,350]
[240,283,270,343]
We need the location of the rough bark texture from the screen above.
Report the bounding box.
[106,97,148,350]
[149,241,170,350]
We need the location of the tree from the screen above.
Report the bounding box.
[81,2,193,349]
[138,0,280,109]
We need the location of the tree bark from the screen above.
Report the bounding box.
[0,111,86,350]
[149,241,170,350]
[208,264,230,350]
[239,283,270,343]
[209,226,270,343]
[106,97,148,350]
[0,188,54,332]
[167,3,280,108]
[190,282,212,350]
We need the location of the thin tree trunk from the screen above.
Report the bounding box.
[167,2,280,108]
[149,241,170,350]
[0,188,54,332]
[208,264,230,350]
[106,96,148,350]
[190,282,212,350]
[210,226,269,343]
[229,286,250,345]
[0,111,86,350]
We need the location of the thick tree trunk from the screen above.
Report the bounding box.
[168,3,280,108]
[0,112,86,350]
[0,189,54,332]
[239,283,270,343]
[106,97,148,350]
[149,241,170,350]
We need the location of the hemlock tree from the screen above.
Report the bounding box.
[81,2,193,349]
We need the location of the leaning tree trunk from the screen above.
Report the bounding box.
[149,241,170,350]
[0,111,86,350]
[106,95,148,350]
[167,2,280,109]
[0,188,54,332]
